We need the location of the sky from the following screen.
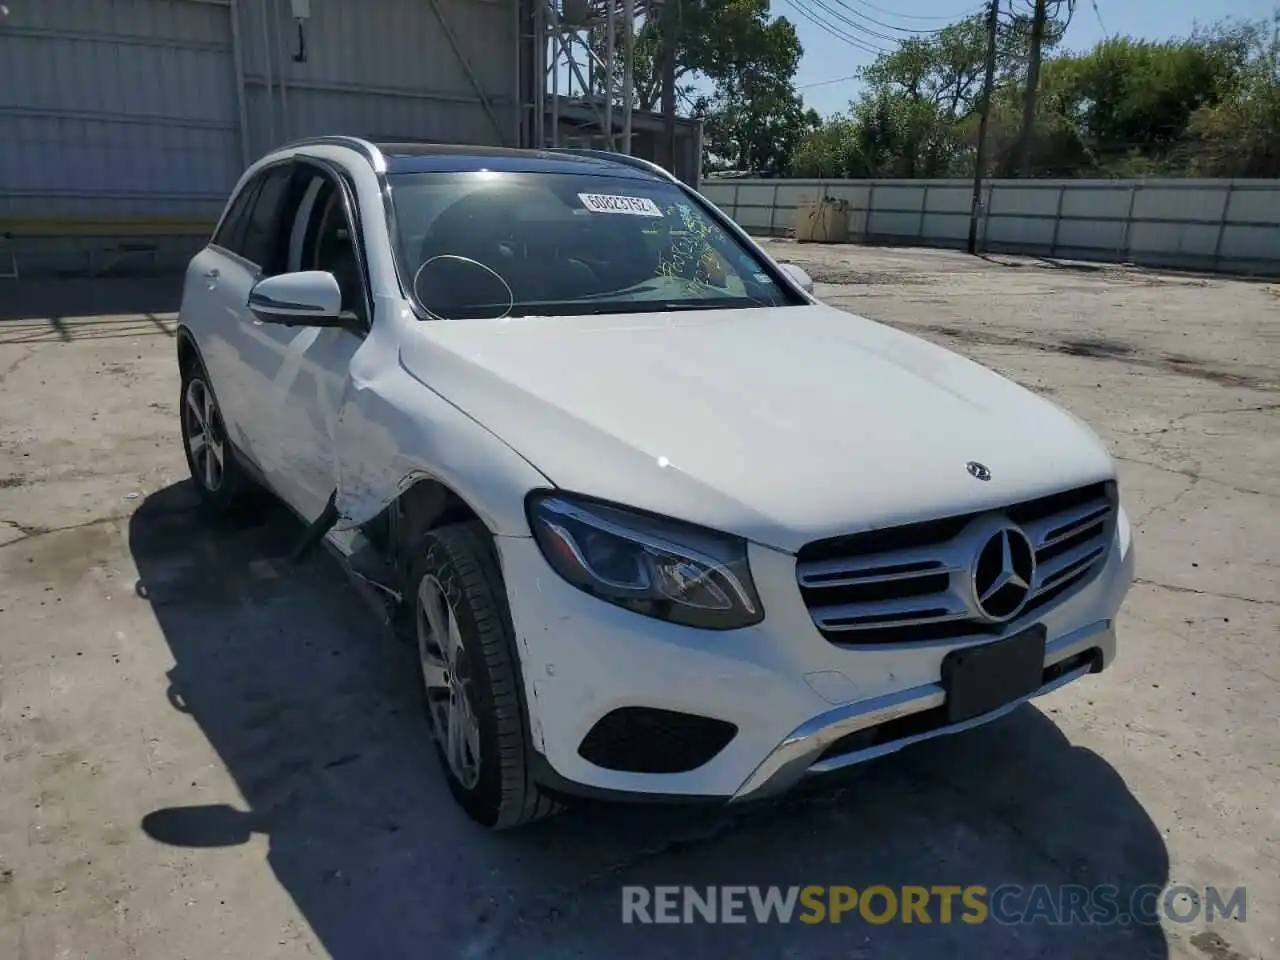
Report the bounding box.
[786,0,1279,117]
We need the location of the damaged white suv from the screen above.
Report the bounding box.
[176,138,1135,828]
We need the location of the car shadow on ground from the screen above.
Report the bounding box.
[129,482,1170,959]
[0,277,182,345]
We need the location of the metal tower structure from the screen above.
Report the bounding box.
[533,0,659,153]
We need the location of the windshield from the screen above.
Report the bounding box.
[387,171,803,320]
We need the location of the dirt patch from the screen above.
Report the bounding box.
[809,267,927,286]
[908,323,1277,392]
[1059,338,1136,359]
[1,522,121,588]
[1190,930,1247,960]
[776,255,928,287]
[0,475,25,489]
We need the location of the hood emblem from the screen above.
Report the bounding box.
[972,526,1036,622]
[966,461,992,481]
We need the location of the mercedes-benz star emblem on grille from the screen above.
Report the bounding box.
[973,526,1036,622]
[966,460,992,481]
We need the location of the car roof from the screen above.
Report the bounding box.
[372,142,663,180]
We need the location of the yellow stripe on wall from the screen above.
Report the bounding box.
[0,218,215,237]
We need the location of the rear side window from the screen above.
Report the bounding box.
[211,180,258,254]
[240,167,293,271]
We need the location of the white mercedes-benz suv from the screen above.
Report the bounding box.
[176,137,1135,828]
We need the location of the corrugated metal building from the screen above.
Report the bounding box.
[553,96,702,189]
[0,0,526,274]
[0,0,704,276]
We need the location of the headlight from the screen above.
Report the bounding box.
[526,493,763,630]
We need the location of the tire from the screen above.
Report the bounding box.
[407,522,560,828]
[179,358,254,516]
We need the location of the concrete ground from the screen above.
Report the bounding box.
[0,247,1276,960]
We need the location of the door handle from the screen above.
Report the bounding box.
[202,268,220,280]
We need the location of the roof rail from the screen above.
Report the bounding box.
[277,136,385,172]
[546,148,681,184]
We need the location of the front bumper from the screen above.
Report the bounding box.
[730,619,1111,801]
[496,507,1135,802]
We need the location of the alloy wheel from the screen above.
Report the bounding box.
[416,574,482,790]
[183,378,225,492]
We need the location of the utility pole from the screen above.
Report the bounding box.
[622,0,634,153]
[661,0,679,175]
[1017,0,1048,176]
[1273,9,1279,83]
[968,0,1001,255]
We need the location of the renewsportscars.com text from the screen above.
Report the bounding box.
[621,884,1246,926]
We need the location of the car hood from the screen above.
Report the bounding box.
[398,304,1116,553]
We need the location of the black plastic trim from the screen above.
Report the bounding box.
[527,750,730,805]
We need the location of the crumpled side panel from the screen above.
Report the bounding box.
[332,305,550,534]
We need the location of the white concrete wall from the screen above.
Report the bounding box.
[702,178,1280,276]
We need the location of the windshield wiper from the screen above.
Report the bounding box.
[513,299,764,317]
[419,297,770,320]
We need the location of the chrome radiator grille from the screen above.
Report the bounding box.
[796,482,1117,645]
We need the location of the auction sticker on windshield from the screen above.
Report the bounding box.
[578,193,664,216]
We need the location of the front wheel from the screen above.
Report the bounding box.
[408,522,559,828]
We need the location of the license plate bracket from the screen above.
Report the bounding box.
[941,626,1047,725]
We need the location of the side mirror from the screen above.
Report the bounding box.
[778,262,814,294]
[248,271,346,327]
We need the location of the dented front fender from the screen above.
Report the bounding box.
[333,299,551,535]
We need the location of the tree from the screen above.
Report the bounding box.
[1031,23,1257,174]
[788,113,862,177]
[789,13,1278,181]
[858,17,988,119]
[591,0,799,109]
[691,5,809,173]
[840,17,991,177]
[698,87,817,174]
[1185,22,1280,176]
[590,0,809,174]
[790,11,1056,179]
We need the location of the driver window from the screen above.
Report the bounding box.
[286,175,327,273]
[300,181,367,325]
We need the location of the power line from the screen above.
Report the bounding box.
[798,72,862,88]
[784,0,990,61]
[844,0,983,21]
[1000,0,1075,23]
[789,4,989,92]
[784,0,891,56]
[1089,0,1107,35]
[805,0,924,45]
[833,0,983,35]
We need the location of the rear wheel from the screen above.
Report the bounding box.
[408,522,559,828]
[180,361,253,515]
